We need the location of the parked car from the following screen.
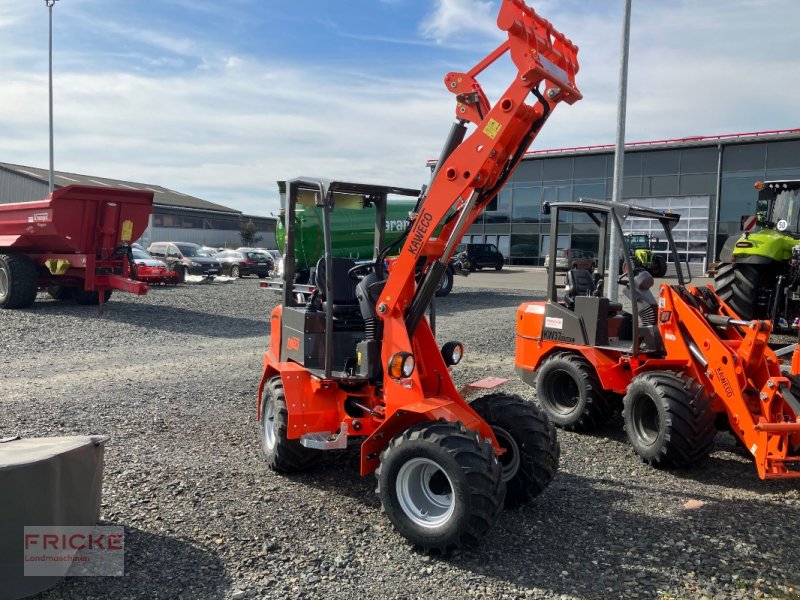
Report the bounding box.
[201,246,222,257]
[131,248,178,284]
[544,247,596,271]
[462,243,505,271]
[147,242,222,282]
[217,249,273,278]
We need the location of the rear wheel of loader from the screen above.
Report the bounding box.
[623,371,716,468]
[0,254,38,310]
[260,376,319,473]
[534,353,614,431]
[376,420,504,554]
[714,262,759,320]
[470,394,559,508]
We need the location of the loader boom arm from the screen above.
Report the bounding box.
[378,0,581,324]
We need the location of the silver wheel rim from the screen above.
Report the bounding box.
[396,458,455,528]
[263,399,276,450]
[494,426,521,482]
[0,267,8,299]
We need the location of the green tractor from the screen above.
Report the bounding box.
[715,180,800,326]
[623,233,668,277]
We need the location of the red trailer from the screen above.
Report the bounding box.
[0,184,154,309]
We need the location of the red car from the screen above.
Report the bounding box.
[131,248,178,284]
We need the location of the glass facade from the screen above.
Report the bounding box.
[464,135,800,265]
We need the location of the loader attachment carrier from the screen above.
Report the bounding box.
[257,0,582,553]
[517,199,800,480]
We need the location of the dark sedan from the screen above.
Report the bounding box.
[147,242,222,281]
[216,250,273,278]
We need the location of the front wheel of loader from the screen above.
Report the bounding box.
[376,420,504,554]
[623,371,716,468]
[470,394,559,508]
[714,262,760,320]
[259,376,318,473]
[534,352,614,431]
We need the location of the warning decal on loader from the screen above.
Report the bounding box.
[483,118,502,139]
[544,316,563,329]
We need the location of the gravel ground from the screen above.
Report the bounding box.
[2,280,799,600]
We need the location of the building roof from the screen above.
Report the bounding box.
[426,128,800,166]
[0,162,240,214]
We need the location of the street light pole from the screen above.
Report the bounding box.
[607,0,632,302]
[45,0,59,194]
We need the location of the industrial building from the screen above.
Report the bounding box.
[0,162,277,249]
[454,128,800,267]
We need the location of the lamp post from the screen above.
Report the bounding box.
[45,0,60,194]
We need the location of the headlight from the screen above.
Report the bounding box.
[276,258,284,277]
[190,261,200,267]
[388,352,415,380]
[441,341,464,366]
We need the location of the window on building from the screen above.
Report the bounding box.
[642,150,680,176]
[542,157,573,180]
[722,143,766,172]
[511,186,541,222]
[679,147,718,173]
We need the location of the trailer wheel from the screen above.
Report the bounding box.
[623,371,716,468]
[74,289,113,306]
[376,420,504,554]
[714,262,759,320]
[259,376,318,472]
[534,352,613,431]
[0,254,38,309]
[470,394,559,508]
[434,267,453,297]
[47,285,74,301]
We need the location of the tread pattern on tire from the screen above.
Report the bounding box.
[623,371,716,468]
[469,393,559,507]
[535,352,614,431]
[714,262,759,320]
[261,377,318,473]
[0,254,38,309]
[376,420,504,554]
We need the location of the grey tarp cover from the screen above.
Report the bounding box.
[0,435,107,600]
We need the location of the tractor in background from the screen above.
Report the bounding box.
[715,180,800,326]
[624,233,667,277]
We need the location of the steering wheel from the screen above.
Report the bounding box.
[348,262,375,281]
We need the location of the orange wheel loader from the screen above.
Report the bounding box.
[256,0,582,552]
[516,199,800,480]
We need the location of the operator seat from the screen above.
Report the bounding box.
[314,257,361,318]
[564,269,623,313]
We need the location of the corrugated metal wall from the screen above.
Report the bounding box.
[0,170,49,203]
[138,226,276,249]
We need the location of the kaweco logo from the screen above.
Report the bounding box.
[407,211,433,256]
[715,367,734,398]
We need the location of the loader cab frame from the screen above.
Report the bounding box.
[280,177,419,379]
[542,198,685,357]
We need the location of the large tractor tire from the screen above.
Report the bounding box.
[470,394,559,508]
[74,288,113,306]
[650,255,667,277]
[622,371,716,468]
[534,352,615,431]
[376,420,504,554]
[714,262,759,320]
[259,376,319,472]
[0,254,38,309]
[434,267,454,297]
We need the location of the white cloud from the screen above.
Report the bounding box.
[420,0,501,45]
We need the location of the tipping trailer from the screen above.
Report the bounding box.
[0,184,154,309]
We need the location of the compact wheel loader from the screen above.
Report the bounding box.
[256,0,582,552]
[516,199,800,480]
[623,233,667,277]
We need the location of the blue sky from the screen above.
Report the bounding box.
[1,0,798,216]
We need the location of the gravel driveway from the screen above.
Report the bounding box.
[2,280,798,599]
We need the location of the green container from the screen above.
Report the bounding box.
[276,201,416,271]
